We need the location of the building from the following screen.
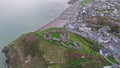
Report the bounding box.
[44,32,52,39]
[60,32,69,43]
[98,37,111,43]
[99,48,112,57]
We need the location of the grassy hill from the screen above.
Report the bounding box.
[6,28,112,68]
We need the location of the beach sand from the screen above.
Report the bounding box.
[36,2,80,31]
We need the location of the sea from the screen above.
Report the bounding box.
[0,0,69,67]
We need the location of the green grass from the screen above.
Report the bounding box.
[86,38,99,46]
[40,27,57,36]
[52,32,61,38]
[85,38,104,51]
[38,36,67,63]
[63,58,86,68]
[80,0,93,6]
[102,58,112,66]
[34,30,113,66]
[8,28,113,68]
[107,56,118,64]
[66,41,74,46]
[70,33,99,56]
[38,30,106,67]
[69,33,112,65]
[68,58,86,65]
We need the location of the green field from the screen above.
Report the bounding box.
[39,27,57,36]
[52,32,61,38]
[80,0,93,6]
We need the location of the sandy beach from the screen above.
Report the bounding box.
[36,2,80,31]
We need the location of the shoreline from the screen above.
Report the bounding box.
[36,1,80,31]
[2,1,80,68]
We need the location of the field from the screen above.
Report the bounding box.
[52,32,61,38]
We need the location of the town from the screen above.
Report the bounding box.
[79,0,120,20]
[2,0,120,68]
[65,0,120,68]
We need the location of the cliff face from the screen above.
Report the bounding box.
[2,47,10,68]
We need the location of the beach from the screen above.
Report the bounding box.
[37,1,80,31]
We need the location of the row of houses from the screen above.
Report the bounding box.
[66,20,120,64]
[65,0,120,66]
[77,0,120,21]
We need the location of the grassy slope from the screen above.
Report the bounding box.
[80,0,93,6]
[39,28,112,67]
[70,33,99,56]
[7,28,112,68]
[107,56,118,64]
[38,36,67,63]
[8,32,48,68]
[69,33,112,66]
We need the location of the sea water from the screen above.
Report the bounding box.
[0,0,69,67]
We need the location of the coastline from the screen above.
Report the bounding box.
[36,1,80,31]
[2,47,10,68]
[2,1,81,68]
